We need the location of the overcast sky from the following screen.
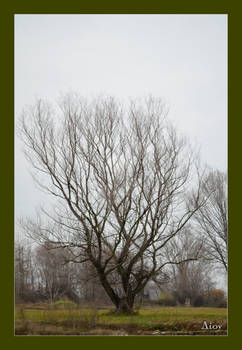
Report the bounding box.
[15,14,227,220]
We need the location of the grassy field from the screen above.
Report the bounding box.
[15,302,227,336]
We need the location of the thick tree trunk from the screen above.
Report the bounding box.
[98,272,120,308]
[115,297,135,315]
[94,263,135,315]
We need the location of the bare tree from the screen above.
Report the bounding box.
[19,94,207,314]
[191,170,228,271]
[35,243,76,302]
[15,239,84,304]
[15,241,36,302]
[163,227,214,305]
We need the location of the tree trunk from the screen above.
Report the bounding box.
[97,268,136,315]
[115,297,134,315]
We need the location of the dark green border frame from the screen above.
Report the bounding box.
[1,0,236,349]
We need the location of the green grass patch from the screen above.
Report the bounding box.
[15,305,227,335]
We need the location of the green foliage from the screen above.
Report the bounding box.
[157,293,176,306]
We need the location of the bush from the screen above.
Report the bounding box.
[157,293,176,306]
[203,289,227,308]
[54,299,77,309]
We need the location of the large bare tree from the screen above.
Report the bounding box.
[19,94,206,314]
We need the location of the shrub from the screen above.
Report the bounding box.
[157,293,176,306]
[54,299,77,309]
[203,289,227,308]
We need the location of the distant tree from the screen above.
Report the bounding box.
[15,241,37,302]
[15,242,27,301]
[163,227,214,306]
[192,170,228,271]
[19,94,208,314]
[15,239,83,303]
[35,243,81,303]
[203,288,227,308]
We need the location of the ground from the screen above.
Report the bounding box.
[15,302,227,336]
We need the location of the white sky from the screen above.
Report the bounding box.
[15,14,227,219]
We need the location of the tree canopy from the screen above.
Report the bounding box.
[19,95,207,314]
